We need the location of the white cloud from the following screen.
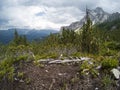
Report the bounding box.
[0,0,120,30]
[0,4,84,30]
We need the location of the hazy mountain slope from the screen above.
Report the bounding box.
[0,29,58,44]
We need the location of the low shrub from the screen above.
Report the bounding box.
[101,49,117,56]
[25,78,31,84]
[48,55,58,59]
[80,61,99,77]
[101,75,114,89]
[0,58,15,81]
[0,55,27,81]
[105,41,120,50]
[17,72,24,79]
[17,55,28,61]
[35,53,58,60]
[101,58,119,69]
[35,54,48,60]
[71,52,81,57]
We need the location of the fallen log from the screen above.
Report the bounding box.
[36,57,92,64]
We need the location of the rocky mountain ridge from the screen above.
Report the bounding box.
[61,7,120,31]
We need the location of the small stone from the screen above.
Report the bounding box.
[58,73,66,76]
[88,61,93,65]
[95,87,99,90]
[19,79,24,83]
[76,72,79,75]
[42,84,45,87]
[45,70,48,72]
[58,73,62,76]
[14,78,19,81]
[96,65,101,70]
[97,73,100,76]
[111,68,120,79]
[60,54,63,57]
[85,72,89,75]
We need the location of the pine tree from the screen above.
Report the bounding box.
[13,29,19,45]
[81,8,99,54]
[81,8,91,53]
[60,28,76,45]
[13,29,28,46]
[23,35,27,46]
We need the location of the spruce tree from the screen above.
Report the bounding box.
[13,30,28,46]
[81,8,91,53]
[23,35,27,46]
[13,29,19,45]
[81,8,99,54]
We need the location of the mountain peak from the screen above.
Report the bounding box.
[94,7,103,12]
[94,7,106,15]
[61,7,120,31]
[61,7,110,31]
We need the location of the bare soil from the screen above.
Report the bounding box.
[0,61,120,90]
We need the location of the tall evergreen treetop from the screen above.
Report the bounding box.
[81,8,99,54]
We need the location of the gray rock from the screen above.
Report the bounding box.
[58,73,66,76]
[96,65,102,70]
[88,61,93,65]
[14,77,19,81]
[95,87,99,90]
[19,79,24,83]
[111,68,120,79]
[45,70,48,73]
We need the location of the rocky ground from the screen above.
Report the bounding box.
[0,58,120,90]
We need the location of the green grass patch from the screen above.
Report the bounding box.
[101,58,119,70]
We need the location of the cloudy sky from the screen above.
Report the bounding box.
[0,0,120,30]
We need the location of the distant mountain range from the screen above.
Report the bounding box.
[0,29,58,44]
[61,7,120,31]
[1,7,120,44]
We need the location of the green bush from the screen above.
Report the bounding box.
[35,53,58,60]
[7,67,15,81]
[17,72,24,79]
[16,55,28,62]
[102,58,119,69]
[71,52,81,57]
[0,57,15,81]
[0,60,15,81]
[25,78,31,84]
[101,75,113,88]
[0,55,27,81]
[0,70,6,80]
[0,67,14,81]
[101,49,117,56]
[35,54,48,60]
[80,61,99,77]
[80,61,93,70]
[105,41,120,50]
[47,53,58,59]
